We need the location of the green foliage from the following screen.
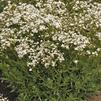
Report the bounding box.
[0,48,101,101]
[0,0,7,13]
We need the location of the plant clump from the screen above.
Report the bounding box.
[0,0,101,101]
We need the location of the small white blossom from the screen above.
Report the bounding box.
[92,51,98,56]
[96,48,101,52]
[96,32,101,40]
[73,60,79,64]
[29,68,33,72]
[86,50,91,55]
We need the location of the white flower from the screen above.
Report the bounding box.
[96,32,101,40]
[92,51,98,56]
[86,50,91,55]
[96,48,101,52]
[73,60,79,64]
[29,68,33,71]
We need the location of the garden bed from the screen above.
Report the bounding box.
[0,0,101,101]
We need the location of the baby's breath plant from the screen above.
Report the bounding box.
[0,0,101,101]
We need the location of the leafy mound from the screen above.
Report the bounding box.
[0,0,101,101]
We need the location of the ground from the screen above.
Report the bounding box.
[89,92,101,101]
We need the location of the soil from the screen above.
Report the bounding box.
[88,92,101,101]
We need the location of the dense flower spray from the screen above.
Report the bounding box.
[0,0,101,70]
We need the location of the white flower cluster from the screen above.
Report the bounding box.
[0,95,9,101]
[0,1,64,68]
[52,31,89,51]
[70,0,101,31]
[0,0,101,69]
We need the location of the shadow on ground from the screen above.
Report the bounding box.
[0,70,18,101]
